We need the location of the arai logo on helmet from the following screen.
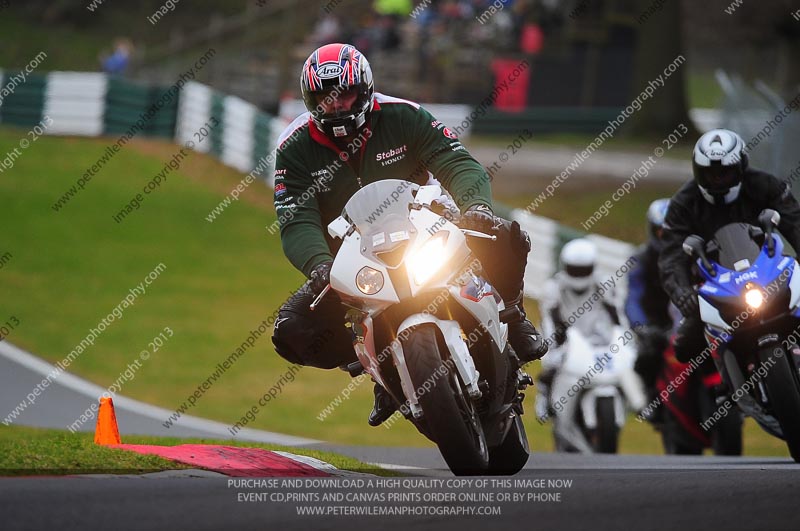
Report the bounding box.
[316,63,343,79]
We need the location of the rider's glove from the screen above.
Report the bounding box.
[309,261,333,296]
[461,204,496,233]
[673,286,699,318]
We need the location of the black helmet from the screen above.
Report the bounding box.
[692,129,748,205]
[300,43,374,138]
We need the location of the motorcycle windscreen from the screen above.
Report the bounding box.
[710,223,762,270]
[342,179,419,231]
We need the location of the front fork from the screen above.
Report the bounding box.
[350,306,534,423]
[710,331,784,437]
[394,314,483,419]
[349,312,483,420]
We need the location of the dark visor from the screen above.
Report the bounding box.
[565,264,593,278]
[699,165,740,192]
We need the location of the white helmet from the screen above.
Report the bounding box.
[692,129,748,205]
[559,238,597,292]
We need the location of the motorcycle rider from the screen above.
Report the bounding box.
[660,129,800,363]
[625,199,673,420]
[535,238,621,426]
[271,43,547,426]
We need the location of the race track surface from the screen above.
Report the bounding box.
[2,343,797,531]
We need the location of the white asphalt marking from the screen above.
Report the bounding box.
[274,451,380,477]
[0,341,319,447]
[367,462,426,471]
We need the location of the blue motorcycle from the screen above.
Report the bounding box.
[683,209,800,462]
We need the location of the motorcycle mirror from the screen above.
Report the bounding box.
[758,209,781,229]
[682,235,705,258]
[758,209,780,257]
[328,216,352,239]
[683,235,716,276]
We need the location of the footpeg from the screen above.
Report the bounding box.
[340,361,365,377]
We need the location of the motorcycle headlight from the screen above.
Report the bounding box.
[356,266,384,295]
[744,288,764,309]
[407,232,449,285]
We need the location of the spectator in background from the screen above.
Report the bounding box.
[99,38,134,76]
[362,0,407,51]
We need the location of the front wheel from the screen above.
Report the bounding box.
[759,346,800,462]
[403,324,489,475]
[710,408,743,456]
[593,396,619,454]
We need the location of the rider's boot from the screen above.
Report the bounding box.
[502,291,548,365]
[368,382,398,427]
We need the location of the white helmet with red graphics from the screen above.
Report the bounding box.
[300,43,374,138]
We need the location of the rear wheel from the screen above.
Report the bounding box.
[759,346,800,462]
[404,324,489,475]
[593,397,619,454]
[488,412,529,475]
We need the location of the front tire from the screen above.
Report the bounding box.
[593,396,619,454]
[759,346,800,462]
[403,324,489,475]
[710,409,743,456]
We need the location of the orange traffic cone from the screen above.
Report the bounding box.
[94,396,121,445]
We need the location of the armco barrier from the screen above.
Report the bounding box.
[104,77,178,138]
[0,71,47,128]
[0,70,276,177]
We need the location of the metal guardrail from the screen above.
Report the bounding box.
[716,69,800,191]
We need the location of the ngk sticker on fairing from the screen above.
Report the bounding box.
[372,232,386,246]
[734,271,758,284]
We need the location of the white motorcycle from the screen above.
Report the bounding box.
[547,326,646,453]
[315,179,533,475]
